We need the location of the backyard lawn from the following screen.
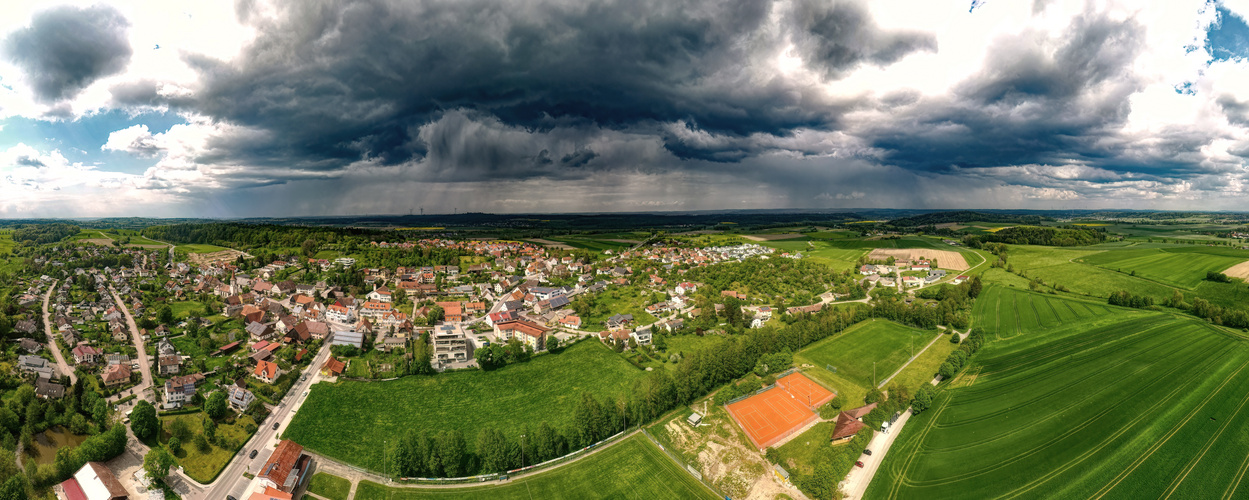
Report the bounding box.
[160,412,256,483]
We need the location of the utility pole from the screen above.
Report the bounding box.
[873,362,876,387]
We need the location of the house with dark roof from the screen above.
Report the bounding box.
[830,403,877,444]
[17,338,41,354]
[35,380,65,399]
[257,440,311,493]
[228,382,256,410]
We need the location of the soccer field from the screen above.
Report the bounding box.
[285,340,647,472]
[352,434,717,500]
[796,319,933,389]
[865,313,1249,499]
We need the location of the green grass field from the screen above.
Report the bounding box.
[796,320,935,391]
[285,341,648,471]
[160,413,255,483]
[308,472,352,500]
[971,286,1135,340]
[170,301,205,320]
[865,313,1249,499]
[352,434,716,499]
[176,244,231,254]
[1076,247,1247,289]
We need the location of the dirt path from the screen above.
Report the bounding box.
[41,280,76,384]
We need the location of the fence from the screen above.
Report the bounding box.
[723,383,776,406]
[641,429,731,499]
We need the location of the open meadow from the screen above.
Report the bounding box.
[284,340,648,472]
[1076,246,1248,289]
[865,312,1249,499]
[352,434,717,500]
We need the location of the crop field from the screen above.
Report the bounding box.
[176,243,231,254]
[971,286,1135,339]
[285,340,648,471]
[353,434,716,500]
[543,236,636,252]
[1075,247,1247,289]
[865,313,1249,499]
[796,320,934,390]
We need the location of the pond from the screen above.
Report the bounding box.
[26,426,89,465]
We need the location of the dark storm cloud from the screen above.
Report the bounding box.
[787,0,936,79]
[4,5,132,103]
[15,156,45,167]
[865,13,1163,174]
[131,0,933,171]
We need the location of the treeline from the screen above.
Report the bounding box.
[142,222,386,249]
[964,226,1105,247]
[888,211,1046,227]
[11,224,79,245]
[389,304,872,477]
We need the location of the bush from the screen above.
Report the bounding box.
[950,332,961,344]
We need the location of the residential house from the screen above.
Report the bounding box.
[495,320,548,351]
[367,286,394,303]
[58,462,128,500]
[164,374,200,409]
[326,303,352,323]
[605,313,634,330]
[18,355,56,379]
[558,315,582,330]
[431,324,470,367]
[72,344,102,365]
[357,300,392,320]
[321,357,346,377]
[246,321,275,340]
[158,355,181,376]
[253,360,280,384]
[257,440,312,494]
[228,381,256,410]
[830,403,878,444]
[17,338,41,354]
[101,363,131,387]
[631,327,653,346]
[35,380,65,399]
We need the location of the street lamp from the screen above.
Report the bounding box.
[520,434,526,469]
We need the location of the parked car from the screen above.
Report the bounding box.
[854,461,865,468]
[273,422,280,430]
[249,449,258,459]
[227,496,238,500]
[863,449,873,456]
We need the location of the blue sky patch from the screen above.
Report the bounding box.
[1206,4,1249,62]
[0,109,184,174]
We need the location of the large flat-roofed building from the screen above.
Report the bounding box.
[432,323,471,368]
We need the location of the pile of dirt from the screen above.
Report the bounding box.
[661,406,787,500]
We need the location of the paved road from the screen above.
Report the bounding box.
[109,286,153,402]
[841,410,913,499]
[40,280,76,384]
[191,339,334,500]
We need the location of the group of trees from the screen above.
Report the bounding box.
[684,258,847,302]
[11,224,79,245]
[474,338,537,370]
[964,226,1106,247]
[1108,290,1155,309]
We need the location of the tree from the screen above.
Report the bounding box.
[144,447,176,479]
[130,401,158,440]
[195,434,211,453]
[546,335,561,352]
[157,305,174,326]
[653,334,667,351]
[205,391,228,420]
[436,430,466,477]
[168,436,182,455]
[938,362,956,379]
[476,427,510,473]
[912,386,934,414]
[170,417,193,442]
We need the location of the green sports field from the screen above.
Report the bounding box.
[971,286,1135,340]
[865,313,1249,499]
[352,434,717,499]
[1075,247,1247,289]
[285,341,648,472]
[796,319,934,391]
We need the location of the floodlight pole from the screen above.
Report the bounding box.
[521,434,526,469]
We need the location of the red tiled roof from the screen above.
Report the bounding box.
[259,440,304,492]
[254,360,279,380]
[322,357,345,376]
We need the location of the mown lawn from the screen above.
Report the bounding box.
[352,434,716,500]
[285,340,648,472]
[865,313,1249,499]
[160,412,256,483]
[796,319,934,390]
[577,286,659,331]
[308,472,352,500]
[773,421,835,476]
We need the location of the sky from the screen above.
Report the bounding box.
[3,0,1249,218]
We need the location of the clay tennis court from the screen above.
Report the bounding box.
[776,372,835,408]
[725,372,836,449]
